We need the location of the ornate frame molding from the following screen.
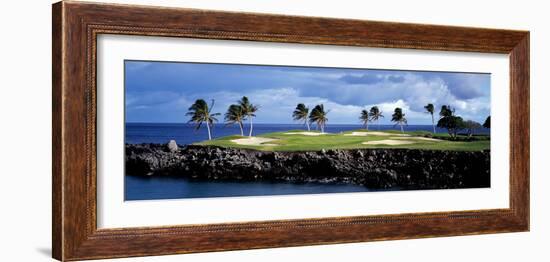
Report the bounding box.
[53,1,529,261]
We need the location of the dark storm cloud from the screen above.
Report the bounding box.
[339,74,384,84]
[420,72,490,100]
[388,75,405,83]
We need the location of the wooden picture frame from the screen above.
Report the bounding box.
[52,1,529,261]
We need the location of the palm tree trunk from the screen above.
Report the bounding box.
[431,114,436,133]
[248,118,253,137]
[366,122,369,131]
[238,122,244,136]
[320,122,324,133]
[377,119,380,130]
[306,120,310,131]
[206,122,212,140]
[400,123,404,133]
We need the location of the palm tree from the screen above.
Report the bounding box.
[225,104,246,136]
[439,105,454,118]
[436,105,464,139]
[238,96,259,137]
[391,107,407,133]
[424,103,436,133]
[359,109,370,130]
[309,104,329,133]
[186,99,221,140]
[369,106,384,130]
[292,103,310,131]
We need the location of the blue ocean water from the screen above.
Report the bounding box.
[125,176,376,200]
[125,123,489,145]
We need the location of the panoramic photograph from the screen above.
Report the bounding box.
[124,60,491,201]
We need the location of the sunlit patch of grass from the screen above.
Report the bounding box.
[195,129,490,152]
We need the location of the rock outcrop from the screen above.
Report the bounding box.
[166,140,178,152]
[125,143,490,190]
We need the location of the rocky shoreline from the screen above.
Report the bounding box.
[125,143,490,190]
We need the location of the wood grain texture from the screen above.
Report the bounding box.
[51,2,63,260]
[52,1,530,261]
[509,35,530,226]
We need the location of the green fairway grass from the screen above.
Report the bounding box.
[194,129,490,152]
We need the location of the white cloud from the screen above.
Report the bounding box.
[138,83,490,125]
[126,63,491,124]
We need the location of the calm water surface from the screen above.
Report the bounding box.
[125,175,374,200]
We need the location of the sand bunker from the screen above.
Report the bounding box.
[362,139,416,145]
[284,132,327,136]
[364,131,391,136]
[348,131,411,137]
[391,136,442,142]
[231,137,278,146]
[344,132,369,136]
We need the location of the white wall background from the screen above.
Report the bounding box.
[0,0,546,261]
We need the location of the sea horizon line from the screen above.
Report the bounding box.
[125,122,442,126]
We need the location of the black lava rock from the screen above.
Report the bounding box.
[125,144,490,190]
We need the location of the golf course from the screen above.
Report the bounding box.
[195,129,490,152]
[124,61,494,199]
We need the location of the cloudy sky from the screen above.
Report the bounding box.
[125,60,490,125]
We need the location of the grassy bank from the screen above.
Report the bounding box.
[194,129,490,152]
